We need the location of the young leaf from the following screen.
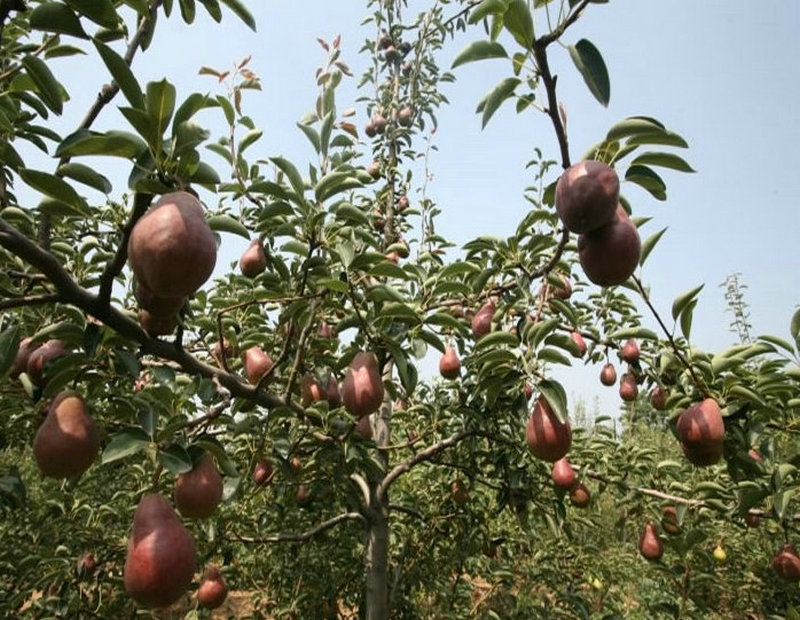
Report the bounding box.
[451,40,508,68]
[503,0,534,49]
[568,39,610,107]
[145,79,176,135]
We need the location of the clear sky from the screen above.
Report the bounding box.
[25,1,800,419]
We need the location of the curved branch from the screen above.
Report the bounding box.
[231,511,366,544]
[350,473,371,509]
[376,428,475,503]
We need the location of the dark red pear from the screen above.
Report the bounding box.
[570,331,587,358]
[551,457,576,491]
[197,565,228,609]
[525,397,572,463]
[619,373,639,402]
[471,300,495,340]
[355,415,373,440]
[639,521,664,561]
[174,452,223,519]
[133,280,185,317]
[569,482,591,508]
[239,239,267,277]
[325,371,342,408]
[600,363,617,386]
[650,386,668,410]
[577,205,641,287]
[555,160,620,234]
[342,351,384,418]
[296,483,310,505]
[301,373,326,407]
[252,459,274,486]
[676,398,725,466]
[26,339,69,385]
[773,545,800,580]
[124,493,197,608]
[439,346,461,379]
[397,105,414,127]
[33,391,99,478]
[744,512,760,528]
[661,506,682,535]
[620,338,640,363]
[243,346,274,384]
[138,309,177,337]
[11,337,39,379]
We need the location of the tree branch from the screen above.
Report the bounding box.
[0,293,59,310]
[231,511,366,544]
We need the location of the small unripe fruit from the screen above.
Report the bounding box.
[639,522,664,561]
[569,482,591,508]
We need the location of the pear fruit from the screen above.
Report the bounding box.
[650,386,668,410]
[661,506,682,535]
[371,114,388,134]
[397,105,414,127]
[26,339,68,385]
[239,239,267,278]
[355,415,373,440]
[128,191,217,298]
[243,346,274,384]
[301,373,326,407]
[33,391,99,478]
[471,300,495,340]
[138,309,177,337]
[569,482,591,508]
[11,337,39,379]
[773,545,800,580]
[620,338,640,363]
[124,493,197,608]
[712,545,727,564]
[551,274,572,300]
[252,459,274,486]
[439,346,461,379]
[133,280,185,317]
[197,565,228,609]
[551,457,576,491]
[600,363,617,386]
[747,448,762,463]
[450,479,469,505]
[174,452,223,519]
[212,338,234,364]
[366,161,381,180]
[342,351,384,418]
[639,522,664,561]
[676,398,725,466]
[319,321,336,340]
[570,331,586,358]
[577,205,641,287]
[744,512,760,528]
[325,372,342,408]
[555,160,620,234]
[619,373,639,402]
[525,396,572,462]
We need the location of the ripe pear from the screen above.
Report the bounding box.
[174,452,223,519]
[133,280,185,317]
[676,398,725,466]
[138,309,177,337]
[355,415,373,440]
[128,191,217,298]
[325,372,342,408]
[301,373,326,407]
[289,455,303,473]
[11,337,40,378]
[212,338,234,364]
[243,346,274,384]
[577,205,641,287]
[569,482,591,508]
[650,386,668,410]
[33,391,99,478]
[661,506,682,535]
[342,351,384,418]
[197,565,228,609]
[371,114,387,134]
[555,160,620,234]
[639,522,664,561]
[525,396,572,462]
[620,338,640,363]
[396,195,410,211]
[366,161,381,180]
[600,363,617,386]
[252,459,274,486]
[619,373,639,402]
[26,339,68,385]
[773,545,800,580]
[124,493,197,608]
[239,239,267,277]
[397,105,414,127]
[570,331,587,358]
[471,300,495,340]
[439,346,461,379]
[364,120,377,138]
[551,457,576,491]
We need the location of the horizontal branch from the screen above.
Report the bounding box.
[0,293,59,310]
[232,511,366,544]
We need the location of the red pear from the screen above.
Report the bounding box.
[26,339,69,385]
[319,321,336,340]
[570,331,587,358]
[325,372,342,408]
[676,398,725,466]
[600,363,617,386]
[551,458,576,490]
[774,545,800,580]
[555,160,620,234]
[620,338,640,363]
[355,415,373,440]
[11,337,40,378]
[174,452,223,519]
[138,309,177,337]
[639,521,664,561]
[525,397,572,462]
[252,459,274,486]
[212,338,233,363]
[197,565,228,609]
[243,346,274,384]
[471,301,495,340]
[342,351,384,418]
[124,493,197,608]
[366,161,381,180]
[33,391,99,478]
[619,373,639,402]
[296,483,310,505]
[661,506,682,535]
[747,448,762,463]
[650,386,668,410]
[128,191,217,298]
[569,482,591,508]
[577,205,641,287]
[133,280,185,317]
[301,373,326,407]
[439,346,461,379]
[239,239,267,277]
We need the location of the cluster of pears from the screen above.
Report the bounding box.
[128,192,217,336]
[555,161,641,286]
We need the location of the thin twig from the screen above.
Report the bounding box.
[0,293,59,310]
[232,512,366,544]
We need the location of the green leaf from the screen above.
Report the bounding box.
[66,0,120,28]
[57,162,112,193]
[451,40,508,68]
[791,308,800,341]
[188,161,220,186]
[145,79,176,135]
[568,39,610,107]
[606,116,664,140]
[158,444,193,474]
[607,327,659,341]
[757,334,795,355]
[19,169,86,211]
[315,172,363,203]
[0,326,20,378]
[218,0,256,31]
[29,2,88,38]
[239,129,263,154]
[21,55,66,115]
[680,299,696,340]
[102,428,150,464]
[671,284,704,320]
[630,151,695,173]
[468,0,508,24]
[93,41,144,109]
[45,44,87,59]
[625,164,667,200]
[119,106,158,146]
[270,156,305,198]
[179,0,196,23]
[503,0,534,49]
[199,0,223,21]
[538,378,568,424]
[56,129,147,159]
[173,93,210,129]
[639,227,667,266]
[478,77,520,129]
[207,214,249,239]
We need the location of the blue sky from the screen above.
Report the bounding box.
[29,1,800,418]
